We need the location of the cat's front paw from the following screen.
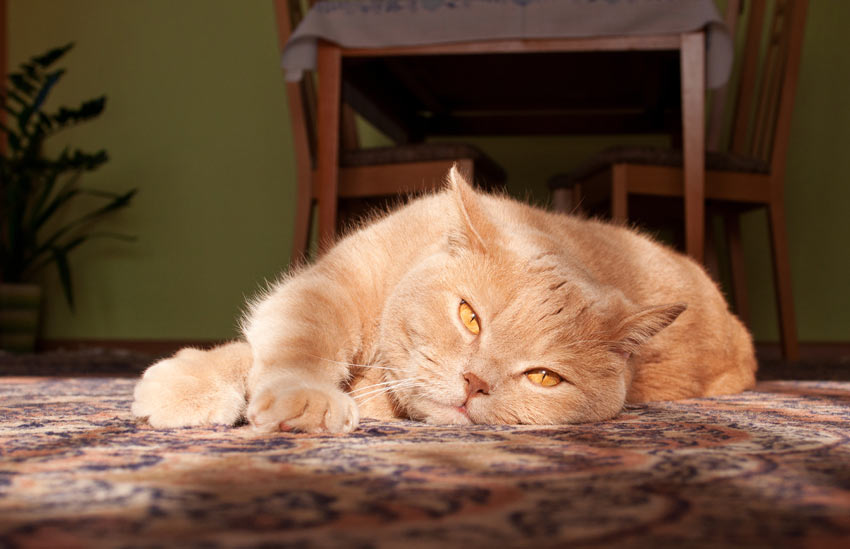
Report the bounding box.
[247,383,359,434]
[132,355,246,428]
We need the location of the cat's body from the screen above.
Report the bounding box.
[132,168,756,432]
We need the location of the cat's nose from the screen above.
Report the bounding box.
[464,372,490,399]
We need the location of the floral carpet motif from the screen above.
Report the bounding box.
[1,377,849,548]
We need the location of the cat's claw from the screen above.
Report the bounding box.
[247,384,359,434]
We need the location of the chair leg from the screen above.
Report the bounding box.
[551,188,571,213]
[704,214,721,283]
[316,42,342,252]
[290,178,314,263]
[725,212,750,326]
[680,31,706,264]
[572,184,584,215]
[457,158,474,177]
[767,199,799,361]
[459,159,475,188]
[611,164,628,223]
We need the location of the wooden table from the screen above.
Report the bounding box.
[314,33,707,261]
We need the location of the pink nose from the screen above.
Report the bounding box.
[464,372,490,400]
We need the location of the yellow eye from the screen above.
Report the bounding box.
[526,369,562,387]
[458,300,480,335]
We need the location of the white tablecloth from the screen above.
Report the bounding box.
[282,0,732,88]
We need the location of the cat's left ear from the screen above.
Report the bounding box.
[610,302,687,355]
[445,165,498,253]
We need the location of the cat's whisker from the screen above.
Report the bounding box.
[347,378,418,395]
[355,393,387,406]
[356,381,424,406]
[353,364,406,372]
[303,352,404,371]
[351,379,421,400]
[351,379,421,401]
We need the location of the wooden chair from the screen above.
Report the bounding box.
[548,0,807,361]
[273,0,506,260]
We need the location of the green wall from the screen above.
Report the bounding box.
[759,0,850,341]
[8,0,850,343]
[9,0,295,340]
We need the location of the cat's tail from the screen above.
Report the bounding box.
[131,341,253,428]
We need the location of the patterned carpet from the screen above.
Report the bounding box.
[1,377,850,549]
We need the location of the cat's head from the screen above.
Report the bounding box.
[378,167,685,425]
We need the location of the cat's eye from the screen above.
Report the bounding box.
[458,300,480,335]
[526,369,562,387]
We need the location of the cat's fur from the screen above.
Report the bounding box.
[132,167,756,432]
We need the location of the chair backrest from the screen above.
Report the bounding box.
[706,0,741,151]
[711,0,808,174]
[274,0,318,171]
[273,0,361,173]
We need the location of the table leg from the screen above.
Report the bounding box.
[680,32,706,263]
[611,164,628,222]
[316,41,342,251]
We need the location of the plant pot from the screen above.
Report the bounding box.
[0,283,43,353]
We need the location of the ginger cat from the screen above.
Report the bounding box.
[132,168,755,433]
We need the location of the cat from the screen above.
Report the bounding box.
[132,167,756,433]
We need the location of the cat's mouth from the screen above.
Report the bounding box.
[420,397,474,424]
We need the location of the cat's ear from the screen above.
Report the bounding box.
[610,302,687,355]
[445,164,497,253]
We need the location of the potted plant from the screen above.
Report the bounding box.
[0,43,137,352]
